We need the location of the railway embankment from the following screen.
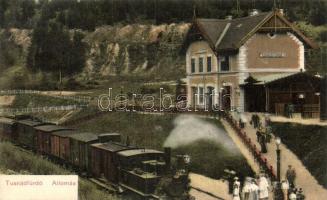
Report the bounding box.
[0,142,119,200]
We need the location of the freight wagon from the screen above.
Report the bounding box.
[118,149,166,195]
[69,132,98,173]
[90,142,136,182]
[0,117,16,141]
[16,119,52,148]
[69,133,122,174]
[51,130,76,160]
[0,115,190,199]
[34,125,72,155]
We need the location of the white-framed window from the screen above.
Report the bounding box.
[199,57,204,72]
[220,55,230,71]
[199,87,204,104]
[207,56,212,72]
[191,58,196,73]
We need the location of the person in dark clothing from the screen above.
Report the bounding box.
[259,129,267,153]
[286,165,296,189]
[256,115,260,129]
[223,168,236,194]
[256,130,261,142]
[239,118,245,128]
[251,114,256,128]
[251,114,260,129]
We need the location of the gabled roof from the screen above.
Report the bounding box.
[248,72,297,85]
[192,10,317,53]
[195,19,229,47]
[241,72,322,86]
[218,12,272,50]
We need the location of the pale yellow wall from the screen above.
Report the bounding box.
[186,41,218,74]
[244,33,303,71]
[185,32,305,111]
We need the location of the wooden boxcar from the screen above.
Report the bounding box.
[16,119,51,148]
[0,117,16,141]
[90,142,135,183]
[50,130,76,160]
[68,132,99,173]
[35,125,72,155]
[117,149,165,194]
[120,169,160,194]
[118,149,165,170]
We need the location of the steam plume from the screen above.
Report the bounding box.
[163,115,237,153]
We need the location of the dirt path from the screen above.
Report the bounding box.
[189,173,230,200]
[270,115,327,126]
[234,112,327,200]
[0,95,15,106]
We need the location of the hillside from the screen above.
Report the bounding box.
[82,23,189,79]
[0,20,326,90]
[0,23,189,89]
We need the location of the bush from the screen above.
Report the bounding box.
[272,122,327,188]
[0,142,119,200]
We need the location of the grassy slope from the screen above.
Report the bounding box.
[0,142,119,200]
[68,112,254,180]
[10,94,80,108]
[271,122,327,188]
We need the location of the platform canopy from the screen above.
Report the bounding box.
[241,72,322,117]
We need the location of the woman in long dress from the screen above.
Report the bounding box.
[258,175,270,200]
[232,183,241,200]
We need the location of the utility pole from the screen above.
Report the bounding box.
[154,0,157,24]
[236,0,240,15]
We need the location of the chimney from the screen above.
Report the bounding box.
[278,9,284,16]
[164,147,171,170]
[249,9,260,16]
[225,15,233,20]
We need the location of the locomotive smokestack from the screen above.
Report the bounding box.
[164,147,171,169]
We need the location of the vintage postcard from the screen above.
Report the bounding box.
[0,0,326,199]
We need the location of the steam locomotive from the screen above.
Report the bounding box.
[0,115,190,199]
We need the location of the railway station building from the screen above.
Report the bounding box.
[183,9,321,117]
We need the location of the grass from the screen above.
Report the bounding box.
[0,142,119,200]
[272,122,327,188]
[10,94,81,108]
[68,112,254,180]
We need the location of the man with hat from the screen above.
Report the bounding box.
[286,165,296,189]
[258,126,268,153]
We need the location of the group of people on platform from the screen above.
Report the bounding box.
[228,168,304,200]
[232,113,305,199]
[230,172,270,200]
[250,114,273,154]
